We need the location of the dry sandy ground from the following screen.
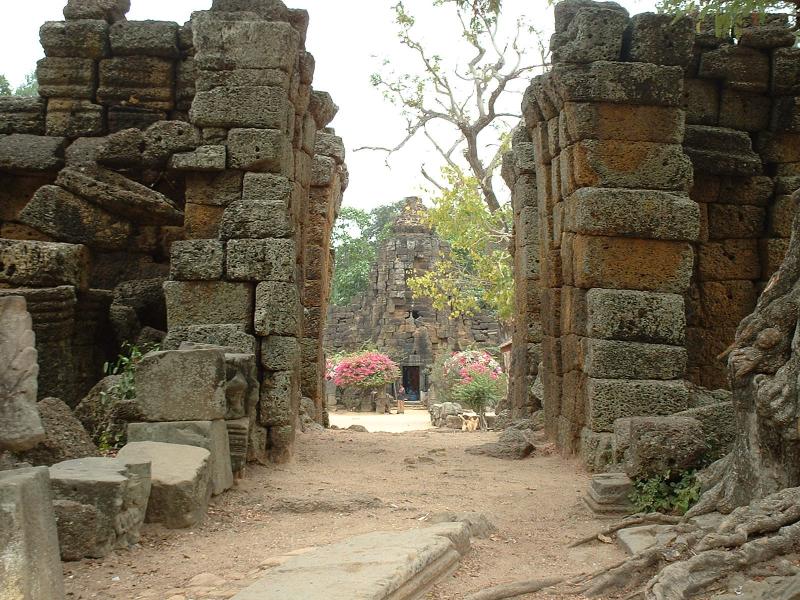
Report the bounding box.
[63,413,624,600]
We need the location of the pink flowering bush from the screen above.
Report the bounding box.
[437,350,507,415]
[332,351,400,390]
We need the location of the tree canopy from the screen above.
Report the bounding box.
[0,71,39,97]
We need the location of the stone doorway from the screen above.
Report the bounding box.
[402,366,421,402]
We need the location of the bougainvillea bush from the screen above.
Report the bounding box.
[438,350,506,416]
[331,351,400,389]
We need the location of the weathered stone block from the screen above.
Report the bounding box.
[227,128,292,173]
[707,204,765,239]
[563,187,699,241]
[738,23,795,49]
[0,96,46,135]
[756,132,800,164]
[772,47,800,95]
[259,371,295,427]
[45,99,104,138]
[567,140,692,193]
[63,0,130,23]
[0,467,65,598]
[692,281,758,328]
[170,240,225,281]
[142,120,201,165]
[311,155,337,187]
[14,397,98,466]
[0,134,65,173]
[309,89,338,128]
[315,131,345,163]
[571,235,694,293]
[107,106,166,131]
[550,61,684,107]
[0,240,88,288]
[773,97,800,133]
[719,89,771,132]
[675,401,735,461]
[698,239,760,281]
[185,171,243,206]
[255,281,300,336]
[36,57,96,98]
[169,145,226,171]
[134,349,227,421]
[584,339,687,380]
[40,19,110,58]
[162,324,257,355]
[624,13,694,66]
[219,199,294,240]
[163,280,255,329]
[586,288,686,345]
[109,20,179,57]
[195,68,289,93]
[191,87,290,130]
[698,45,769,92]
[261,336,300,371]
[768,194,797,238]
[97,57,174,110]
[127,420,232,496]
[623,416,707,478]
[682,78,720,125]
[117,441,211,529]
[718,175,774,206]
[49,456,151,559]
[587,378,689,431]
[184,203,225,239]
[551,6,628,64]
[226,239,295,281]
[562,102,684,144]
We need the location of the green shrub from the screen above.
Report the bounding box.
[629,470,701,515]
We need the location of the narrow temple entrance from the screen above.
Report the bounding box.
[402,366,421,402]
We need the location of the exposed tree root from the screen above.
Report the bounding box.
[463,577,565,600]
[568,513,683,548]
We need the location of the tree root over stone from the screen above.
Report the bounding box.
[468,487,800,600]
[568,513,683,548]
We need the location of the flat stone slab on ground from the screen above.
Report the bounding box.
[0,466,65,600]
[616,524,677,556]
[231,522,471,600]
[117,441,212,529]
[127,420,233,496]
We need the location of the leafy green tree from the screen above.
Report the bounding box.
[658,0,799,35]
[14,71,38,97]
[408,166,514,321]
[331,202,404,306]
[0,74,11,96]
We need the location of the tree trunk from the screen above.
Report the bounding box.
[690,195,800,516]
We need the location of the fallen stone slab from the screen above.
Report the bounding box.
[465,428,535,460]
[0,239,89,289]
[231,522,471,600]
[127,420,233,496]
[117,441,212,529]
[271,494,383,514]
[0,467,66,600]
[14,397,99,466]
[428,512,497,539]
[617,524,677,556]
[49,456,152,559]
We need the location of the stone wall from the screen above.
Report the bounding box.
[519,0,800,464]
[326,198,502,389]
[0,0,346,462]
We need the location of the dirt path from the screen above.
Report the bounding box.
[63,421,624,600]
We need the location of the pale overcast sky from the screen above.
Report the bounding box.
[0,0,655,212]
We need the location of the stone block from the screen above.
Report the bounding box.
[718,175,773,206]
[109,20,179,58]
[757,132,800,164]
[586,288,686,345]
[682,78,720,126]
[184,203,225,239]
[170,240,225,281]
[226,239,295,282]
[107,106,166,131]
[773,97,800,133]
[0,134,65,173]
[40,19,110,58]
[193,16,300,72]
[96,127,144,167]
[309,90,338,128]
[134,349,227,421]
[195,68,290,93]
[0,96,46,135]
[550,6,628,64]
[0,240,89,288]
[698,239,760,281]
[117,441,211,529]
[162,324,257,355]
[624,416,707,478]
[583,339,687,380]
[97,57,174,110]
[227,128,292,173]
[219,199,294,240]
[0,297,44,453]
[584,471,633,514]
[719,89,771,132]
[260,336,300,372]
[311,155,337,187]
[738,23,795,49]
[550,61,684,107]
[772,47,800,95]
[761,238,789,279]
[699,45,769,92]
[567,140,692,193]
[562,102,684,144]
[19,185,133,251]
[169,145,226,172]
[571,235,694,293]
[164,280,255,329]
[675,402,735,461]
[45,99,104,138]
[55,166,183,225]
[36,57,96,99]
[185,171,243,206]
[315,131,345,163]
[259,371,295,427]
[706,204,765,239]
[191,87,290,130]
[587,378,689,431]
[142,120,201,165]
[63,0,130,22]
[127,420,232,496]
[255,282,300,336]
[49,456,151,559]
[691,281,757,328]
[0,467,65,599]
[563,187,699,241]
[14,397,98,467]
[624,13,694,66]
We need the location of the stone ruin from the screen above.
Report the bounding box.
[0,0,346,464]
[325,197,502,405]
[504,1,800,471]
